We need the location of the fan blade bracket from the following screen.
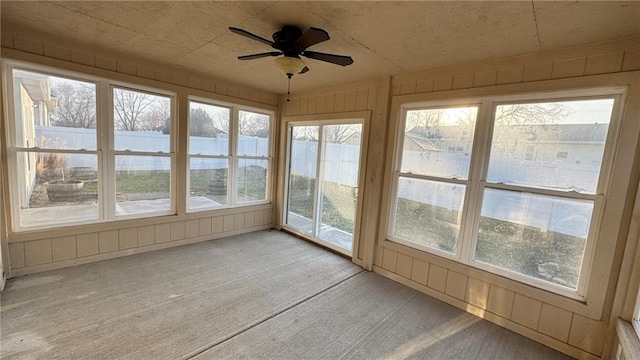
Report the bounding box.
[237,51,282,60]
[299,66,310,74]
[229,27,274,46]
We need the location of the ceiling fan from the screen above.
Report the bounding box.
[229,25,354,100]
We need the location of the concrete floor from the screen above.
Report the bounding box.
[0,230,573,359]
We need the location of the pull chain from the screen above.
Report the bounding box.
[286,73,293,102]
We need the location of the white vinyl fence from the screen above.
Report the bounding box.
[36,126,593,236]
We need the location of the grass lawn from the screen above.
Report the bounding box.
[116,171,170,193]
[288,175,356,234]
[393,197,584,288]
[32,168,267,206]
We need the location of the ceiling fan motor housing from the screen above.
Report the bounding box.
[272,26,304,57]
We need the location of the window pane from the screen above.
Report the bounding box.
[393,177,465,254]
[238,110,270,157]
[487,99,614,193]
[19,151,98,227]
[475,188,593,289]
[321,124,362,194]
[401,106,477,179]
[286,126,319,234]
[237,159,267,203]
[13,69,97,150]
[188,101,229,156]
[188,157,228,211]
[317,124,363,251]
[115,156,171,216]
[113,88,171,152]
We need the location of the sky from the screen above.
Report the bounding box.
[406,98,615,129]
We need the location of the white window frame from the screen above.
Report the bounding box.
[634,290,640,339]
[186,96,273,212]
[108,83,177,220]
[235,108,273,206]
[387,87,626,301]
[282,118,366,256]
[388,103,481,260]
[3,60,176,231]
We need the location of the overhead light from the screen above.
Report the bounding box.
[274,57,306,102]
[274,56,306,76]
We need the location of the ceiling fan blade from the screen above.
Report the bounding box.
[237,52,282,60]
[229,27,274,46]
[302,51,354,66]
[296,27,330,50]
[299,66,309,74]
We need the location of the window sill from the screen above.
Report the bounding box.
[616,319,640,360]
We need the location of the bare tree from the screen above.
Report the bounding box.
[141,97,170,131]
[291,125,359,144]
[113,88,156,131]
[323,125,360,144]
[239,111,269,137]
[455,110,477,127]
[406,109,443,129]
[495,103,571,126]
[492,103,573,155]
[211,110,230,135]
[50,82,96,128]
[406,109,444,139]
[292,126,319,142]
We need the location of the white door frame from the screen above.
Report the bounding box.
[281,111,371,258]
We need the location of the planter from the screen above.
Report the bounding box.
[208,169,227,195]
[71,167,97,180]
[46,180,84,202]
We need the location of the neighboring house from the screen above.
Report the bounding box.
[404,132,441,153]
[404,124,606,191]
[12,71,55,206]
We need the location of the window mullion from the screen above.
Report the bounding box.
[230,106,238,206]
[461,99,494,264]
[311,125,325,237]
[100,80,113,221]
[575,194,604,297]
[387,108,408,245]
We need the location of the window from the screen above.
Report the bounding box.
[389,92,619,299]
[187,101,230,210]
[393,106,478,255]
[5,64,175,230]
[237,110,270,204]
[8,69,100,228]
[187,99,271,212]
[113,87,174,217]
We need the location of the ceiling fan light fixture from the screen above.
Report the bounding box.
[274,56,306,76]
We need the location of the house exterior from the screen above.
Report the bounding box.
[12,70,55,206]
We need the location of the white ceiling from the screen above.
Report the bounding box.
[2,1,640,94]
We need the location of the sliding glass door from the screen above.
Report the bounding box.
[285,122,363,255]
